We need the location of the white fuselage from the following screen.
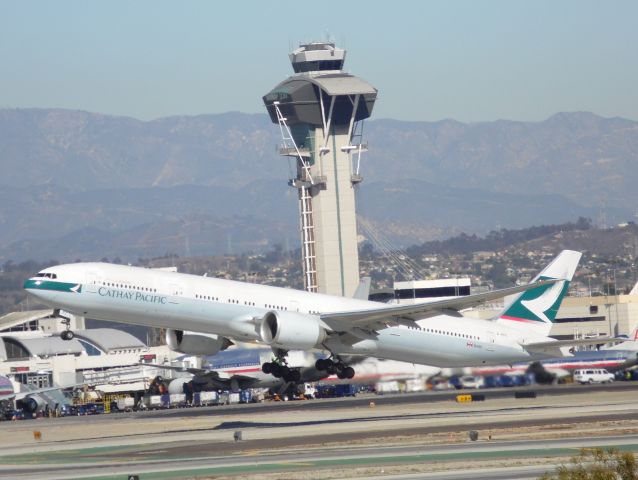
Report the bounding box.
[25,262,552,368]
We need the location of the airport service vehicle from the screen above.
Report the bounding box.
[24,250,609,377]
[573,368,615,384]
[459,375,485,389]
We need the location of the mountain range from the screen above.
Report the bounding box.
[0,108,635,262]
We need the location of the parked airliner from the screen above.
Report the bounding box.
[0,374,70,416]
[152,348,328,395]
[158,347,440,396]
[473,328,638,377]
[24,250,603,378]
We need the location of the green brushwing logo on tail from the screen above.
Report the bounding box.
[500,276,570,324]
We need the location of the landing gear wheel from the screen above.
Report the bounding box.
[60,330,74,341]
[343,367,355,379]
[265,349,291,378]
[271,364,285,378]
[318,356,355,379]
[284,369,301,383]
[315,358,330,371]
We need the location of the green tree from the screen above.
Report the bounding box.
[540,448,638,480]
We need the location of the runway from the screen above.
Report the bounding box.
[2,384,638,479]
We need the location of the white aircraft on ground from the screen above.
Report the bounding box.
[157,347,440,396]
[150,348,327,395]
[24,250,604,379]
[0,374,70,416]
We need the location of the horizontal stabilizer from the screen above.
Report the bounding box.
[522,337,618,356]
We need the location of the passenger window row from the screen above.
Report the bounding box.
[406,324,479,340]
[265,304,288,311]
[98,281,157,293]
[196,294,219,301]
[195,295,256,307]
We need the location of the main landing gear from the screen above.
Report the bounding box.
[315,357,355,380]
[262,350,301,383]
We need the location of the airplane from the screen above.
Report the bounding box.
[148,348,329,395]
[0,374,71,417]
[156,347,441,396]
[24,250,606,378]
[472,328,638,378]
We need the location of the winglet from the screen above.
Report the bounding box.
[353,277,371,300]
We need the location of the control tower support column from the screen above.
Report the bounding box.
[264,42,377,297]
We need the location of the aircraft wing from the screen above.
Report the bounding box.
[139,363,261,389]
[522,337,619,356]
[139,362,210,376]
[0,385,73,402]
[320,279,559,335]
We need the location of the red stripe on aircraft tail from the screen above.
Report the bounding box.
[500,315,540,324]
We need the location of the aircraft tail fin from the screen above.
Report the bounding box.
[494,250,581,337]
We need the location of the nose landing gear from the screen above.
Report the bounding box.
[60,330,75,341]
[57,311,75,341]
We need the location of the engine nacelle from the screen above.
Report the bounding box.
[166,329,233,356]
[17,395,46,414]
[259,311,326,350]
[167,377,191,395]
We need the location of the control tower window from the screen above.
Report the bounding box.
[293,60,343,73]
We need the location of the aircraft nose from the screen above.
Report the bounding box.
[23,278,41,290]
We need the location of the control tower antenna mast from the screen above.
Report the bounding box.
[264,42,377,296]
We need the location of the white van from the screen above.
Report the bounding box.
[460,375,485,389]
[573,368,615,384]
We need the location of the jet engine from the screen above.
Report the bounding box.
[259,311,326,350]
[17,395,46,415]
[166,329,233,356]
[167,377,192,395]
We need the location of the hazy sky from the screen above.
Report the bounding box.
[1,1,636,122]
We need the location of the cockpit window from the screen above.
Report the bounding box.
[35,272,57,279]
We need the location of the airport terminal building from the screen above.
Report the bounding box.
[0,311,178,392]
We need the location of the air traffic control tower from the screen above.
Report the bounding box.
[263,42,377,297]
